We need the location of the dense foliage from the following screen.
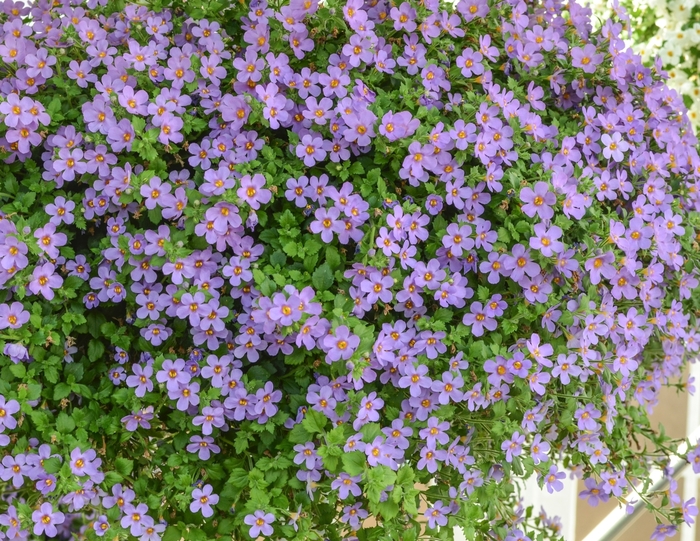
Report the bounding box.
[0,0,699,540]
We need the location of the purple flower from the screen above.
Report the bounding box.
[126,364,154,398]
[331,472,362,499]
[542,465,565,493]
[380,111,419,141]
[462,302,497,337]
[601,132,629,162]
[140,176,171,210]
[93,516,110,537]
[187,435,221,460]
[193,406,225,435]
[520,182,555,220]
[419,417,450,447]
[530,223,564,257]
[67,60,97,88]
[4,343,29,363]
[28,263,63,300]
[424,500,449,529]
[579,477,609,506]
[32,503,65,537]
[310,207,343,243]
[340,503,367,530]
[575,403,601,431]
[501,431,525,462]
[571,43,603,73]
[120,503,150,536]
[190,484,219,517]
[0,454,28,487]
[650,525,677,541]
[323,325,360,362]
[244,510,275,537]
[584,252,616,285]
[237,174,272,210]
[530,434,550,464]
[391,2,417,32]
[296,134,327,166]
[293,442,320,470]
[121,410,153,432]
[552,354,581,384]
[456,48,484,78]
[0,94,35,127]
[107,118,135,152]
[0,302,29,330]
[35,222,68,259]
[355,391,384,429]
[398,364,432,397]
[0,236,28,270]
[45,196,76,226]
[69,447,103,481]
[344,111,377,146]
[254,382,282,420]
[360,272,394,304]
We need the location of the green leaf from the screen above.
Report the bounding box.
[53,383,72,400]
[270,250,287,267]
[4,175,18,195]
[87,339,105,362]
[56,412,75,434]
[326,245,341,269]
[9,363,25,378]
[131,117,146,134]
[43,457,62,474]
[115,458,133,476]
[327,425,348,446]
[367,465,397,504]
[311,263,334,291]
[228,468,249,488]
[396,465,415,488]
[301,409,327,434]
[47,97,62,115]
[349,162,365,175]
[377,499,399,520]
[26,384,42,401]
[288,422,312,444]
[162,526,182,541]
[341,452,366,476]
[234,431,251,454]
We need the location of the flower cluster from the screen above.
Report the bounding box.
[0,0,698,540]
[590,0,700,132]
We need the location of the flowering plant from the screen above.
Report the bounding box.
[0,0,699,540]
[589,0,700,133]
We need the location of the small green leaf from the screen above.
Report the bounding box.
[53,383,72,400]
[301,409,327,434]
[87,339,105,362]
[162,526,182,541]
[56,412,75,434]
[115,458,133,476]
[311,263,334,291]
[43,457,61,473]
[326,245,341,269]
[9,363,25,378]
[228,468,249,488]
[341,451,366,476]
